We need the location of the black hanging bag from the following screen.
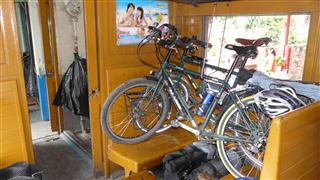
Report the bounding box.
[53,53,89,117]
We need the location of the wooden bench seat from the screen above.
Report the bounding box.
[108,128,195,176]
[261,101,320,179]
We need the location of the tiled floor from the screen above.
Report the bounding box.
[30,110,54,140]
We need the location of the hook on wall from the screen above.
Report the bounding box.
[63,0,82,54]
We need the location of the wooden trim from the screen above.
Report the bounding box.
[47,0,63,131]
[95,2,111,176]
[303,11,320,82]
[176,0,319,17]
[83,0,104,174]
[38,0,63,132]
[303,12,320,82]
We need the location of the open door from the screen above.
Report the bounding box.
[38,0,63,132]
[0,0,34,167]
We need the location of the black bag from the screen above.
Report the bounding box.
[53,53,89,117]
[188,150,244,179]
[163,145,207,180]
[187,161,217,180]
[0,162,43,180]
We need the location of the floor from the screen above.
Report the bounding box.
[29,110,109,180]
[30,110,53,140]
[33,134,97,180]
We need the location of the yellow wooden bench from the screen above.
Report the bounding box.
[260,101,320,179]
[108,128,195,176]
[109,102,320,179]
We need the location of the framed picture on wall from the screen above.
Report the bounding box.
[116,0,169,45]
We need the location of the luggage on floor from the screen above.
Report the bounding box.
[188,150,243,179]
[163,144,207,180]
[0,162,43,180]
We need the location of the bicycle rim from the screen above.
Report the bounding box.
[216,96,271,178]
[104,81,168,142]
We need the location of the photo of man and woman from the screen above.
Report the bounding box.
[116,0,169,45]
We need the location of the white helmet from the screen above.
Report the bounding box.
[254,86,305,118]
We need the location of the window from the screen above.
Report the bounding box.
[204,14,310,81]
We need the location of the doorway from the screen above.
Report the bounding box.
[14,0,96,179]
[14,1,52,140]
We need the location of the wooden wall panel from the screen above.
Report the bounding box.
[176,0,319,17]
[106,66,152,93]
[0,0,34,168]
[0,32,4,65]
[93,1,177,175]
[0,81,28,167]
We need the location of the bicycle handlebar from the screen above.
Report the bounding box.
[147,25,212,51]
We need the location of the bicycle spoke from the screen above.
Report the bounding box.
[146,114,160,129]
[119,118,133,137]
[110,115,130,130]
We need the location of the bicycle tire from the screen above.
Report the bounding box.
[100,78,170,144]
[216,95,270,178]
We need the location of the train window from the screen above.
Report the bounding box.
[204,14,310,80]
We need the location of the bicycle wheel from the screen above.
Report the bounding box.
[100,78,170,144]
[216,95,271,178]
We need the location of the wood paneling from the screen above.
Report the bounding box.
[0,81,28,166]
[303,11,320,83]
[0,31,4,65]
[176,0,319,17]
[310,13,320,83]
[0,0,34,167]
[83,0,104,173]
[38,0,62,132]
[261,102,320,179]
[84,0,175,175]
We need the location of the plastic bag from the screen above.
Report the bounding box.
[53,53,89,117]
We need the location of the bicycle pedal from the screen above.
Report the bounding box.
[199,135,217,144]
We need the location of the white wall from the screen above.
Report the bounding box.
[53,0,86,75]
[28,0,46,76]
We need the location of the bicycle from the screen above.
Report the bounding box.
[143,36,264,134]
[101,24,276,177]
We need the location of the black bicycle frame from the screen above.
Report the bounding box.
[154,48,256,135]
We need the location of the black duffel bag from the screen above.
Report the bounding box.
[163,145,207,180]
[0,162,43,180]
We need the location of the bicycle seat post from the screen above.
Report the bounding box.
[225,55,241,84]
[200,58,206,79]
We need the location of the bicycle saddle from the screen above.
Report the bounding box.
[225,44,258,58]
[235,37,272,46]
